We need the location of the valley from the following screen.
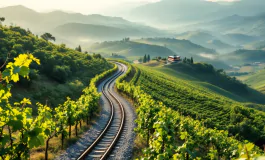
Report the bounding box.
[1,0,265,159]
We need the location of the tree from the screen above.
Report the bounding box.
[41,33,56,42]
[75,45,82,52]
[147,55,150,62]
[187,58,191,63]
[139,57,143,63]
[183,57,187,63]
[123,37,130,42]
[143,54,147,63]
[191,57,194,64]
[0,17,5,24]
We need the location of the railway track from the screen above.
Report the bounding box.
[78,63,126,160]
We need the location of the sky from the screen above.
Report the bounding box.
[0,0,237,15]
[0,0,160,14]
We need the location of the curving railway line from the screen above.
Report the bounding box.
[78,63,127,160]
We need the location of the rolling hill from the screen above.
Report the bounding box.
[87,41,176,60]
[244,40,265,50]
[221,49,265,65]
[134,38,215,54]
[139,61,265,105]
[175,31,235,51]
[222,33,262,46]
[0,5,165,45]
[133,37,218,61]
[188,14,265,45]
[133,38,233,69]
[53,23,161,41]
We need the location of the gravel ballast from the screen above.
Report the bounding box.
[55,65,136,160]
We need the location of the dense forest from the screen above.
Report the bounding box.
[0,25,112,110]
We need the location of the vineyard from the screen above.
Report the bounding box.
[116,61,265,159]
[0,54,117,160]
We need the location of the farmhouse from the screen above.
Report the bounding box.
[168,55,181,63]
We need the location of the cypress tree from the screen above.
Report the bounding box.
[191,57,194,64]
[143,55,147,63]
[75,45,82,52]
[183,57,187,63]
[147,55,150,62]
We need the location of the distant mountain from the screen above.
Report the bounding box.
[53,23,160,41]
[128,0,265,24]
[189,14,265,42]
[128,0,222,23]
[221,49,265,64]
[244,40,265,50]
[133,38,216,61]
[210,0,265,17]
[222,34,262,46]
[87,41,176,59]
[207,40,234,49]
[0,5,165,44]
[0,5,131,29]
[175,31,235,51]
[176,31,215,42]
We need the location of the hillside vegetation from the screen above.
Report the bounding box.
[0,53,117,159]
[0,25,112,111]
[88,40,176,60]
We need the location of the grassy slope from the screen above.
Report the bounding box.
[243,69,265,92]
[139,62,265,105]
